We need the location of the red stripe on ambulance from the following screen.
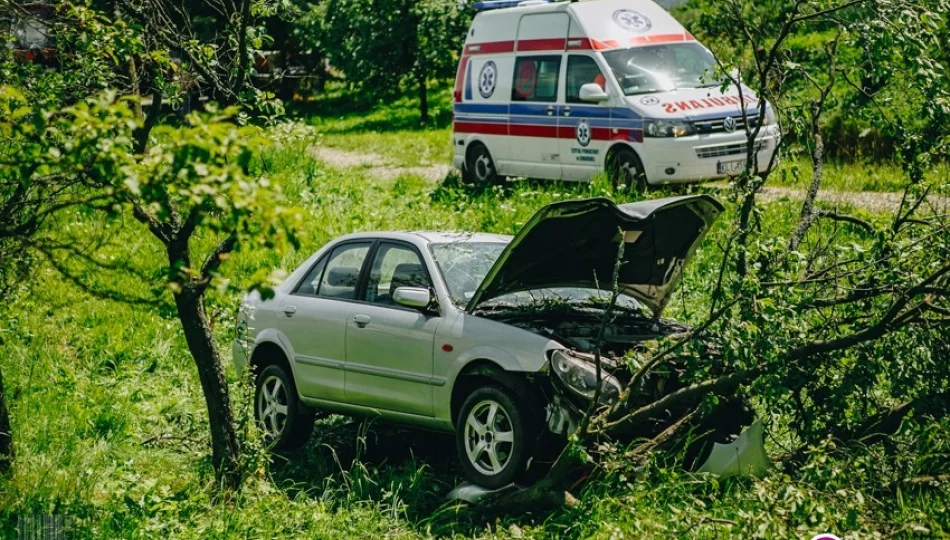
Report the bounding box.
[457,122,642,143]
[464,33,693,55]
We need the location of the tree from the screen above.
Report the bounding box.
[29,96,301,487]
[0,0,293,487]
[305,0,469,122]
[477,0,950,511]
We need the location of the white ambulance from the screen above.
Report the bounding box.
[452,0,780,188]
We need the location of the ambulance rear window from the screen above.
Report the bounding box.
[512,56,561,102]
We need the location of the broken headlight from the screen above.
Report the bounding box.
[549,350,622,405]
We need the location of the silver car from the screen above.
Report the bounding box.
[233,195,758,488]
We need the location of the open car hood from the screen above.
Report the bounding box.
[466,195,724,317]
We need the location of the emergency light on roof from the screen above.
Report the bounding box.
[473,0,551,13]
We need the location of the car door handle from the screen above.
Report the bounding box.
[282,305,297,317]
[352,314,371,328]
[545,105,555,116]
[563,106,571,117]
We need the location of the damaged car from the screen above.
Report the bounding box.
[233,195,763,488]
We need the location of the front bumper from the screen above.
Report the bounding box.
[696,420,769,478]
[640,125,781,185]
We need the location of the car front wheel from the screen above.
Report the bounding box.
[608,147,647,192]
[464,144,499,186]
[456,386,532,489]
[255,364,315,451]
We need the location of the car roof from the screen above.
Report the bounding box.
[334,231,512,245]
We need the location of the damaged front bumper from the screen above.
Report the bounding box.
[542,351,769,479]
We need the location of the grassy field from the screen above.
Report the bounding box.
[1,92,948,539]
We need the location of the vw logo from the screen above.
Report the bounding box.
[612,9,652,33]
[478,61,497,99]
[723,116,737,132]
[576,119,591,147]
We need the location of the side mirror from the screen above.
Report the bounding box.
[579,83,609,103]
[393,287,432,309]
[728,67,740,82]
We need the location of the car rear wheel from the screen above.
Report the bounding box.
[609,147,647,192]
[464,144,499,186]
[255,364,315,451]
[456,386,532,489]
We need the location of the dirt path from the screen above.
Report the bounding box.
[311,145,943,214]
[311,146,452,183]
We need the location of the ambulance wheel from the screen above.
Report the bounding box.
[609,148,647,192]
[465,144,499,185]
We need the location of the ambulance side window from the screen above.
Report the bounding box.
[566,56,606,103]
[511,56,561,102]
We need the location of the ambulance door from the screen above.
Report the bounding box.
[560,53,612,182]
[508,12,569,180]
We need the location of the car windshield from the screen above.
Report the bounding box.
[602,43,718,96]
[429,241,648,316]
[430,241,507,306]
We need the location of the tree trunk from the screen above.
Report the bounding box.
[0,366,12,475]
[172,288,241,487]
[417,71,429,124]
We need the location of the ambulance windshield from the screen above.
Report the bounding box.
[603,43,718,96]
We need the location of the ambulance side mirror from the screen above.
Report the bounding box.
[579,83,609,103]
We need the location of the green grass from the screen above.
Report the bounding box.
[294,83,455,168]
[1,94,948,538]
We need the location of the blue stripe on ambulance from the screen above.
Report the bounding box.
[464,61,473,101]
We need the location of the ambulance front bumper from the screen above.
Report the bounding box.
[640,125,781,185]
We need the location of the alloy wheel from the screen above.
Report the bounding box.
[257,374,289,439]
[463,399,515,476]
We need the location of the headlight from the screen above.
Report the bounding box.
[644,119,695,138]
[549,350,622,405]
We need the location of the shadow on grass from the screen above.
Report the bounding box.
[286,83,455,134]
[269,415,459,515]
[268,414,560,534]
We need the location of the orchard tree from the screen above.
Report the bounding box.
[306,0,469,122]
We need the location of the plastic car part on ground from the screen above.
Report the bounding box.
[446,481,521,505]
[446,420,769,504]
[696,419,769,478]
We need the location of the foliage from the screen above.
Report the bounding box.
[300,0,470,121]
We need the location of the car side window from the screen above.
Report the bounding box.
[566,55,606,103]
[365,243,431,306]
[294,255,328,295]
[316,242,371,300]
[512,56,561,102]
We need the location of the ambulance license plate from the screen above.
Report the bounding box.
[717,159,746,175]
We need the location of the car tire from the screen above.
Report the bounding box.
[255,363,315,451]
[464,144,499,186]
[456,385,533,489]
[609,147,648,192]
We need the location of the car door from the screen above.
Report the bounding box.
[344,241,440,417]
[277,241,372,403]
[560,54,612,181]
[509,54,564,180]
[505,12,570,180]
